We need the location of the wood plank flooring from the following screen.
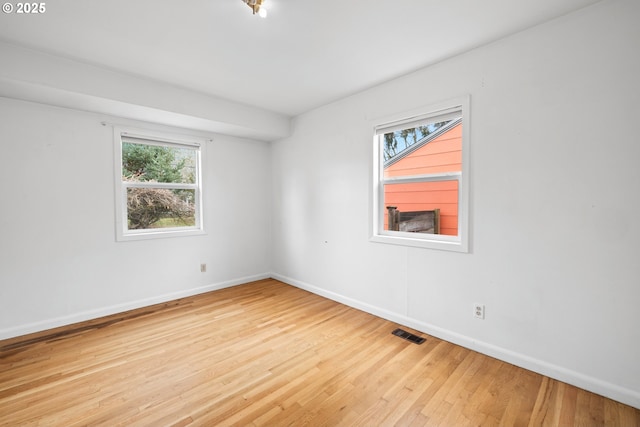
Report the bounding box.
[1,279,638,426]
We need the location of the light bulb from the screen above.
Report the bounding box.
[258,6,267,18]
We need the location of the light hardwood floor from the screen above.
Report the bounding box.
[1,279,638,426]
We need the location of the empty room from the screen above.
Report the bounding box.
[1,0,639,425]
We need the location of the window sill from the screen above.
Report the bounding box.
[369,233,468,253]
[116,227,206,242]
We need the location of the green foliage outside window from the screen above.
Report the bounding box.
[383,121,451,162]
[122,143,197,230]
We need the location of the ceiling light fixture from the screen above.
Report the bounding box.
[242,0,267,18]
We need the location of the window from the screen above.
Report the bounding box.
[114,127,204,241]
[371,97,469,252]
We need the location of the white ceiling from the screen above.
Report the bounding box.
[0,0,600,117]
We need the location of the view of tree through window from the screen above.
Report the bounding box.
[121,141,198,230]
[383,120,451,162]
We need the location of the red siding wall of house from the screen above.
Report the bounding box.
[384,124,461,236]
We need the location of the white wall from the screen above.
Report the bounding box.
[0,98,272,338]
[271,0,640,408]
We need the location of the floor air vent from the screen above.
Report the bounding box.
[392,328,426,344]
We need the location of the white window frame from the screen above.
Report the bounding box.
[113,127,205,241]
[370,96,470,252]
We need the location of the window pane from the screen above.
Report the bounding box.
[382,118,461,178]
[127,188,196,230]
[383,180,458,236]
[122,142,197,184]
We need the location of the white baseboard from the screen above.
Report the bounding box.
[0,273,270,341]
[271,273,640,410]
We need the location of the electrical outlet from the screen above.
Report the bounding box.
[473,303,485,319]
[200,263,207,273]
